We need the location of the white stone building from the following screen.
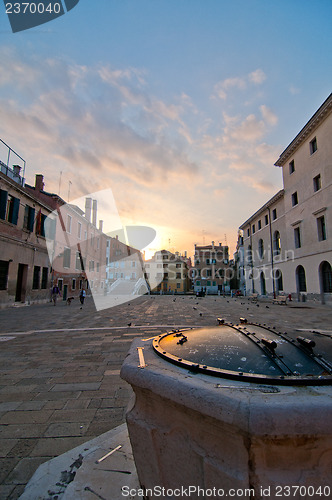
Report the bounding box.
[239,93,332,302]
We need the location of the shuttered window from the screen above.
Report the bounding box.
[23,205,35,232]
[0,190,19,225]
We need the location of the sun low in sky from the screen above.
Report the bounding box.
[0,0,331,257]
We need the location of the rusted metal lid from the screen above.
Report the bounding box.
[153,324,332,385]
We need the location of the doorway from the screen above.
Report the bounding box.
[15,264,28,302]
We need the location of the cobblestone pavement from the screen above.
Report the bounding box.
[0,294,331,499]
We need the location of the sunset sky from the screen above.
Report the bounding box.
[0,0,331,258]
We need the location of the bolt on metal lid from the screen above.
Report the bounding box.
[153,324,332,385]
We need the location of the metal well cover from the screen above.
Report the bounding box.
[153,324,332,385]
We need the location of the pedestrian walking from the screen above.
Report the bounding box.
[51,285,61,306]
[79,289,86,309]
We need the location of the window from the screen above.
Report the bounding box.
[41,267,48,289]
[258,239,264,258]
[320,261,332,293]
[273,231,281,255]
[218,268,225,278]
[177,283,181,289]
[272,208,277,220]
[247,228,250,237]
[206,270,212,277]
[77,222,82,239]
[176,273,181,279]
[97,238,100,250]
[274,269,283,292]
[265,214,269,225]
[58,279,63,291]
[260,272,266,295]
[75,251,82,270]
[107,240,110,248]
[66,215,72,233]
[84,231,87,240]
[0,260,9,290]
[296,265,307,292]
[206,259,210,265]
[317,216,327,241]
[36,211,46,237]
[79,280,83,290]
[89,260,95,272]
[96,262,100,272]
[0,190,20,225]
[310,137,317,155]
[72,278,76,290]
[294,227,301,248]
[258,220,262,230]
[32,266,40,289]
[252,224,255,234]
[291,192,298,207]
[247,245,253,264]
[196,280,200,286]
[289,160,295,174]
[132,261,136,267]
[313,174,321,192]
[23,205,35,232]
[63,247,71,268]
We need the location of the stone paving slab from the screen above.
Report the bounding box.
[0,294,331,499]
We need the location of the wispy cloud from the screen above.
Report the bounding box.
[0,48,282,254]
[213,68,266,100]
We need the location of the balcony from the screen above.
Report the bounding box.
[0,161,25,186]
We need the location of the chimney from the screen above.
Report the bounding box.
[85,197,92,223]
[35,174,44,192]
[13,165,21,176]
[99,220,103,232]
[92,199,97,227]
[212,240,215,248]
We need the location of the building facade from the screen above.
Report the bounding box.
[145,250,191,293]
[192,242,230,294]
[239,93,332,301]
[0,167,52,307]
[106,234,146,296]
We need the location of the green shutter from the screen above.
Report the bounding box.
[0,190,8,220]
[28,207,35,232]
[12,197,20,225]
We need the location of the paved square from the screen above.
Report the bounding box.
[0,294,331,499]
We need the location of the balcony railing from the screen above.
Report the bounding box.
[0,160,25,186]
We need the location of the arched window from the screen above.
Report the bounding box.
[320,261,332,293]
[274,269,283,293]
[258,239,264,259]
[273,231,281,256]
[296,265,307,292]
[260,272,266,295]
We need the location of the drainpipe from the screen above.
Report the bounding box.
[268,207,276,299]
[249,231,254,293]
